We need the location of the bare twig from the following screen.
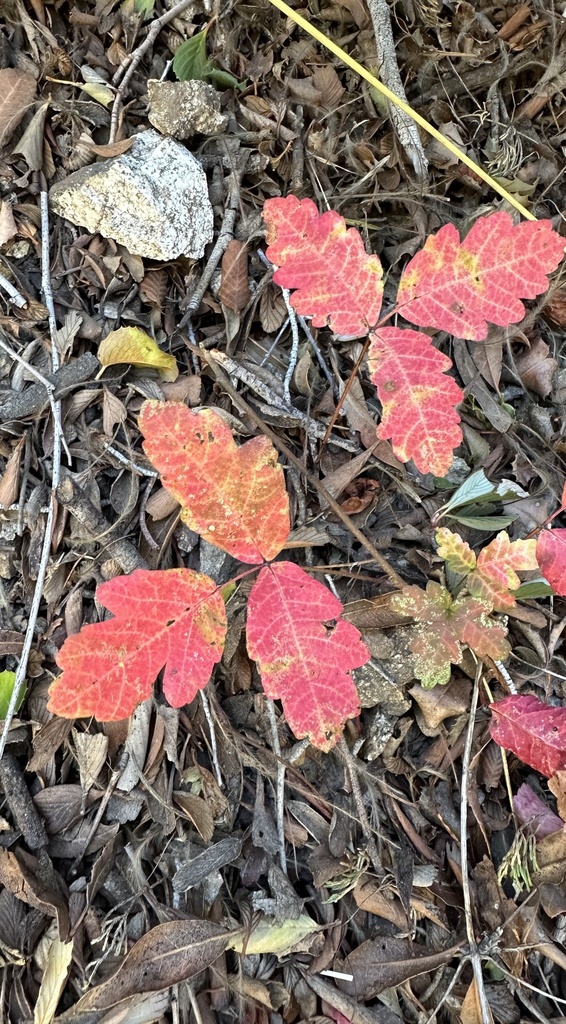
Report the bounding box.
[57,472,147,573]
[282,289,300,405]
[460,663,493,1024]
[0,337,71,462]
[338,736,381,874]
[200,689,222,788]
[0,271,27,309]
[109,0,196,144]
[266,698,287,875]
[0,192,64,763]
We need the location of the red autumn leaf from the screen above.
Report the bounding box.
[490,694,566,777]
[397,213,564,341]
[263,195,383,337]
[48,569,227,720]
[140,401,290,564]
[246,561,369,750]
[368,328,464,475]
[437,527,538,611]
[537,528,566,597]
[392,582,510,689]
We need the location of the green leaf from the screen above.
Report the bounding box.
[513,579,554,600]
[207,68,245,90]
[0,671,25,719]
[173,29,211,82]
[134,0,155,16]
[451,515,516,530]
[436,470,495,517]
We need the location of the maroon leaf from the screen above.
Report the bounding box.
[490,694,566,777]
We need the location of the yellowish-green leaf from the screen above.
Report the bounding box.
[79,83,114,106]
[0,671,25,719]
[228,914,318,956]
[435,527,476,575]
[34,935,73,1024]
[98,327,178,381]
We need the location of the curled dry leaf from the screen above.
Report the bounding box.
[98,327,178,381]
[515,337,557,397]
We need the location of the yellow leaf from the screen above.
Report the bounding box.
[79,82,114,106]
[228,914,318,956]
[98,327,178,381]
[34,936,73,1024]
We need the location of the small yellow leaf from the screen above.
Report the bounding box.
[228,914,318,956]
[34,935,73,1024]
[79,82,114,106]
[98,327,178,381]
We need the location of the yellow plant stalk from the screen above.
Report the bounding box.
[266,0,536,222]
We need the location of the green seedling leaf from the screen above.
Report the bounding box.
[0,671,25,719]
[513,580,554,600]
[207,68,245,90]
[173,29,211,82]
[436,470,495,517]
[450,515,516,530]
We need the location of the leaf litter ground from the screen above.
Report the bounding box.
[3,2,566,1023]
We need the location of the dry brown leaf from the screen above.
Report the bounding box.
[260,284,287,333]
[0,69,37,145]
[0,435,25,509]
[145,485,180,521]
[220,240,250,312]
[0,201,18,247]
[459,977,494,1024]
[410,678,471,734]
[337,937,462,1000]
[173,791,214,842]
[73,730,108,791]
[312,66,345,110]
[85,137,135,157]
[0,849,69,938]
[139,268,168,309]
[286,77,323,106]
[102,387,127,436]
[515,337,557,397]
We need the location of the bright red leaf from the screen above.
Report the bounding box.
[48,569,227,720]
[368,328,463,475]
[392,582,510,688]
[397,213,564,341]
[536,528,566,597]
[263,195,383,337]
[246,561,369,750]
[140,401,290,564]
[490,694,566,777]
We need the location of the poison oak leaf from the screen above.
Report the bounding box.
[48,569,227,720]
[467,532,538,610]
[263,195,383,337]
[490,694,566,777]
[368,328,463,475]
[139,402,290,564]
[246,561,369,750]
[397,213,564,341]
[392,582,510,689]
[536,529,566,596]
[435,527,476,575]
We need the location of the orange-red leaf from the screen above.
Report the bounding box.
[397,213,564,341]
[392,582,510,688]
[536,528,566,596]
[468,532,538,610]
[139,402,290,564]
[490,694,566,777]
[368,328,463,475]
[263,196,383,338]
[246,561,369,750]
[48,569,227,720]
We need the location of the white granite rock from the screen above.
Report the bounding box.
[49,129,213,261]
[148,79,228,139]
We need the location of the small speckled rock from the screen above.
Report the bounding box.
[148,80,228,139]
[49,130,213,261]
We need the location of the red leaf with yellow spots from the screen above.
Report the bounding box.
[139,402,290,564]
[368,328,463,475]
[263,195,383,337]
[490,694,566,777]
[47,569,227,720]
[397,213,564,341]
[246,561,370,750]
[467,531,538,610]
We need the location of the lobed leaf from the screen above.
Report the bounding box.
[246,561,369,750]
[468,532,538,610]
[48,569,227,720]
[368,328,463,475]
[397,213,564,341]
[392,582,509,688]
[435,527,476,574]
[263,196,383,337]
[490,694,566,777]
[140,402,290,564]
[536,528,566,597]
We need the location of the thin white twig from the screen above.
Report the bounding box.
[0,336,71,463]
[200,689,222,788]
[266,698,287,875]
[0,192,63,763]
[108,0,195,144]
[0,271,27,309]
[460,663,492,1024]
[282,289,300,405]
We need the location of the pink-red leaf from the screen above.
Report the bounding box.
[397,213,564,341]
[263,196,383,337]
[536,528,566,597]
[513,782,564,838]
[468,531,538,610]
[246,561,369,750]
[140,402,290,564]
[48,569,227,720]
[490,694,566,777]
[368,328,463,475]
